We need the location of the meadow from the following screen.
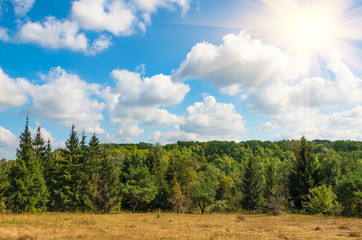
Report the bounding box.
[0,213,361,240]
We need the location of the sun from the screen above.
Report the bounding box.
[274,1,339,57]
[238,0,362,73]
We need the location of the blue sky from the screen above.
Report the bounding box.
[1,0,362,159]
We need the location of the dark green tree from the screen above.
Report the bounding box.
[289,137,319,210]
[191,172,216,214]
[88,135,120,212]
[0,159,10,211]
[8,117,48,212]
[65,125,93,211]
[122,164,157,212]
[33,126,46,172]
[241,155,264,210]
[335,170,362,217]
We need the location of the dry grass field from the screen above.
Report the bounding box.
[0,212,361,240]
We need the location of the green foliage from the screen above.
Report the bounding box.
[241,154,264,210]
[335,169,362,217]
[122,164,157,212]
[304,184,341,215]
[191,172,216,214]
[0,159,10,212]
[289,137,319,210]
[3,120,361,215]
[8,117,48,212]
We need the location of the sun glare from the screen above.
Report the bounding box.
[239,0,362,73]
[276,2,338,57]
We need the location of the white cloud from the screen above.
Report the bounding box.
[27,67,105,133]
[102,69,189,140]
[0,27,10,41]
[174,31,362,141]
[18,16,114,54]
[72,0,136,36]
[0,126,18,148]
[0,67,29,111]
[72,0,191,36]
[172,31,306,93]
[131,0,191,26]
[18,17,88,51]
[150,95,246,143]
[88,34,112,54]
[149,125,199,143]
[30,126,65,149]
[11,0,35,16]
[6,0,191,53]
[181,95,245,136]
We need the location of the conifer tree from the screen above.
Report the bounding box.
[289,137,319,209]
[8,117,48,212]
[97,145,120,212]
[241,155,264,210]
[65,125,93,211]
[33,126,46,172]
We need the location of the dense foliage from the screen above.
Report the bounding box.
[0,117,361,217]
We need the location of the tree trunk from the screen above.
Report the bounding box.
[132,200,138,213]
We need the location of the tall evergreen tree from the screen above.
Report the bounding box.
[8,117,48,212]
[97,145,120,212]
[33,126,46,172]
[241,155,264,210]
[65,125,93,211]
[289,137,319,209]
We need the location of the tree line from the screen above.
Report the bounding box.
[0,117,361,217]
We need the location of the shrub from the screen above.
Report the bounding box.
[304,184,341,215]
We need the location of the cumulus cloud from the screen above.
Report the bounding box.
[102,69,189,140]
[172,31,307,94]
[0,67,29,111]
[26,67,105,133]
[150,95,246,143]
[30,126,65,149]
[72,0,191,35]
[11,0,35,16]
[7,0,191,53]
[0,27,10,41]
[72,0,136,36]
[0,126,18,148]
[174,30,362,140]
[18,17,88,51]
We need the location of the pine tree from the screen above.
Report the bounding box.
[241,155,264,210]
[289,137,319,209]
[8,117,48,212]
[33,126,46,173]
[65,125,93,211]
[97,145,120,212]
[88,134,120,212]
[122,164,157,212]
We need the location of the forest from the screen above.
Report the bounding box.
[0,117,361,217]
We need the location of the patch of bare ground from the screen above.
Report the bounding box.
[0,213,360,239]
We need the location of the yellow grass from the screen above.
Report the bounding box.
[0,212,361,239]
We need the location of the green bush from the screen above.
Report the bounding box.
[304,184,341,215]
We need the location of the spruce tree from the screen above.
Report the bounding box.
[8,117,48,212]
[289,137,319,209]
[97,145,120,212]
[65,125,93,211]
[241,155,264,210]
[33,126,46,172]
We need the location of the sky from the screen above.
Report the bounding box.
[1,0,362,159]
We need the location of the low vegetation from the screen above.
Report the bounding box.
[0,213,361,240]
